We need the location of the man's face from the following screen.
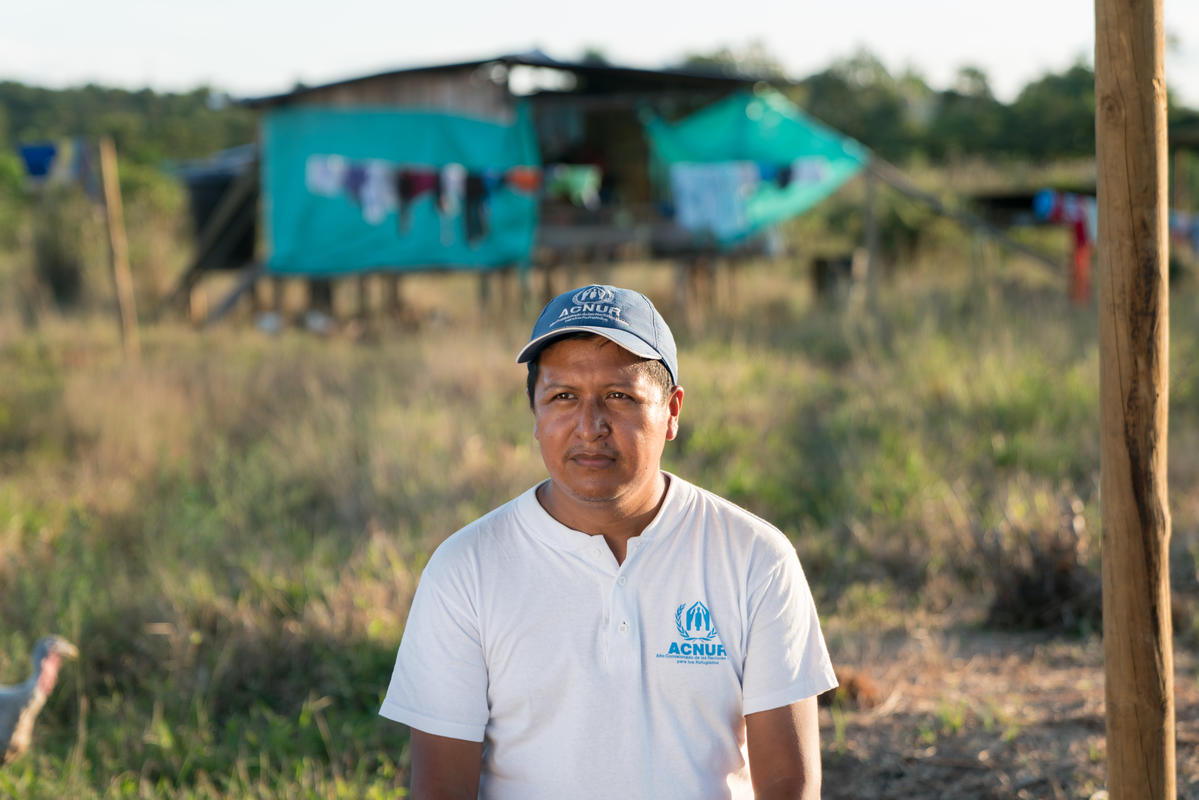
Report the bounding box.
[532,336,682,511]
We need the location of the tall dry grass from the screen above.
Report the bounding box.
[0,248,1196,796]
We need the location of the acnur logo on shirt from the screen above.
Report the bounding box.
[655,601,728,664]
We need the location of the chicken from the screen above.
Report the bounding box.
[0,636,79,765]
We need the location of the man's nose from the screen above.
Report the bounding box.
[576,398,610,438]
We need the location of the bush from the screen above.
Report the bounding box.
[30,186,98,308]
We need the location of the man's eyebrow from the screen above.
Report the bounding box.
[537,378,641,392]
[535,380,575,394]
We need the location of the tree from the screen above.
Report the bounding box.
[579,46,610,66]
[0,81,255,165]
[795,49,923,161]
[677,39,787,79]
[1003,62,1096,159]
[954,66,994,100]
[925,66,1005,159]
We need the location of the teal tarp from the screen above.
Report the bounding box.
[263,107,540,275]
[645,89,869,243]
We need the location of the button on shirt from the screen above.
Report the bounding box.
[380,473,836,800]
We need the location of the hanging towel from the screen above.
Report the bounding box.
[669,161,760,240]
[545,164,601,209]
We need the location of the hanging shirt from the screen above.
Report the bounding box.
[669,162,761,241]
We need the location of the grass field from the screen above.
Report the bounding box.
[1,248,1197,797]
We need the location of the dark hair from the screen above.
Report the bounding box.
[526,333,675,409]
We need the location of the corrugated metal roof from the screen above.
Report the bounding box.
[241,50,771,108]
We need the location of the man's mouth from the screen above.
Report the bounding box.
[570,451,616,468]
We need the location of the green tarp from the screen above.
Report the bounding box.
[645,89,869,244]
[263,107,540,276]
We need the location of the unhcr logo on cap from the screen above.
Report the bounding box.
[572,286,616,305]
[557,285,623,321]
[517,284,680,386]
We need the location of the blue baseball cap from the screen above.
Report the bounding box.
[516,284,679,385]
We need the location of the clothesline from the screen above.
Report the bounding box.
[1034,188,1199,253]
[1170,209,1199,254]
[304,156,601,244]
[667,157,838,240]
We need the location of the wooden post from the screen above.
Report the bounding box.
[477,271,492,314]
[99,136,140,363]
[188,284,208,325]
[386,274,404,318]
[863,163,880,312]
[1095,1,1175,798]
[357,273,371,318]
[517,263,531,312]
[540,262,557,305]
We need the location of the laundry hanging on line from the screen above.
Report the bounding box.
[1032,189,1100,304]
[1035,190,1199,255]
[669,162,760,241]
[16,138,94,192]
[644,89,869,244]
[667,156,833,239]
[756,157,831,189]
[305,155,544,245]
[18,143,58,178]
[303,156,610,245]
[543,164,602,209]
[1032,189,1097,247]
[1170,210,1199,254]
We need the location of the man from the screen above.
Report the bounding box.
[381,284,836,799]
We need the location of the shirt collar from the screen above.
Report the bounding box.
[517,472,689,552]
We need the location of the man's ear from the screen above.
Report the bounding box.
[665,386,684,441]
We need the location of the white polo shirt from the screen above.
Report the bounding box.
[380,473,836,799]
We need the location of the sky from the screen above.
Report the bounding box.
[3,0,1198,107]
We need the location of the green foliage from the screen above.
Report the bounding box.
[0,336,68,455]
[0,149,23,195]
[578,46,611,66]
[795,49,927,162]
[786,50,1115,165]
[922,68,1006,160]
[0,150,28,249]
[30,185,98,307]
[1002,62,1097,159]
[677,39,788,78]
[0,81,255,166]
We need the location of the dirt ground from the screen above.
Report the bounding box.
[820,629,1199,800]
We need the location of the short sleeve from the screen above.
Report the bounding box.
[740,539,837,715]
[379,538,490,741]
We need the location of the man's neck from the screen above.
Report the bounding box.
[536,473,670,564]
